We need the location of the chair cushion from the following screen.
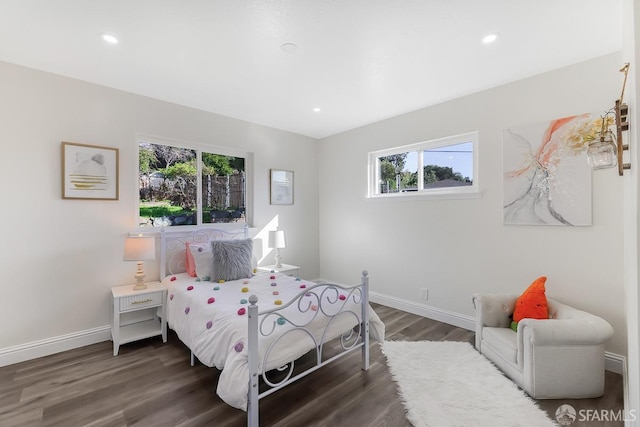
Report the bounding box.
[482,327,518,363]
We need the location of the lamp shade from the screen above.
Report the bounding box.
[268,229,286,249]
[123,237,155,261]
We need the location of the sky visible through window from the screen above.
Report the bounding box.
[403,142,473,180]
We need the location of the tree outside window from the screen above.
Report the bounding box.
[138,141,246,226]
[370,132,478,197]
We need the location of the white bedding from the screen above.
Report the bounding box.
[162,270,385,410]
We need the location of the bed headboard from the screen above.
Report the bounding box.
[159,225,249,279]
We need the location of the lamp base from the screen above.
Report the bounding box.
[133,262,147,290]
[132,282,147,291]
[274,248,283,268]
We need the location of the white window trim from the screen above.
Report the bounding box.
[134,133,254,231]
[368,131,480,200]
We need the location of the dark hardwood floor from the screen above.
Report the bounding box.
[0,304,623,426]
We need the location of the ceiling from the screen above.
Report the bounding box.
[0,0,624,139]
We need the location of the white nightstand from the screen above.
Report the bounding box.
[257,263,300,277]
[111,281,167,356]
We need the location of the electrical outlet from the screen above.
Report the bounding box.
[419,288,429,301]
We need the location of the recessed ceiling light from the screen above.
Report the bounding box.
[280,43,298,55]
[101,33,118,44]
[313,107,321,113]
[482,33,500,44]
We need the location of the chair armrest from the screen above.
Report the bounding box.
[517,317,613,346]
[473,294,518,328]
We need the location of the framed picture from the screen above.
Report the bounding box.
[62,142,119,200]
[503,114,592,226]
[270,169,294,205]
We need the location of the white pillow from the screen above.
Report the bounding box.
[188,243,213,280]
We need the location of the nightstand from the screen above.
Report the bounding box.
[257,263,300,277]
[111,281,167,356]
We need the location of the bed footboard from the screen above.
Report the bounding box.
[246,270,370,427]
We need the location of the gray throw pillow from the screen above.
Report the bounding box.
[210,238,253,281]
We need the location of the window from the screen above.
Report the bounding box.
[138,137,251,227]
[368,131,478,198]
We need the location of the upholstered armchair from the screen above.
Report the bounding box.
[472,294,614,399]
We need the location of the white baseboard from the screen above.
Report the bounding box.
[605,350,626,375]
[370,291,626,374]
[0,326,111,367]
[370,291,475,331]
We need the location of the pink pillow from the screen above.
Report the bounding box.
[185,243,197,277]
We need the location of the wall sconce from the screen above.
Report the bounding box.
[587,63,631,175]
[615,96,631,176]
[587,112,618,170]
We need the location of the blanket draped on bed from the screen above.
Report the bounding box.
[163,271,385,410]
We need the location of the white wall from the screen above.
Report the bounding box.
[0,52,630,363]
[623,0,640,418]
[0,61,319,353]
[318,52,628,356]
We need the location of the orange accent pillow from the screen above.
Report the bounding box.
[513,276,549,322]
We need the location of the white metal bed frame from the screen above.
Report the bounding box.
[159,226,371,427]
[159,225,250,280]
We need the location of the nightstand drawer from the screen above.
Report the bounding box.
[119,292,162,312]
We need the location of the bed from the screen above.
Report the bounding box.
[158,226,385,427]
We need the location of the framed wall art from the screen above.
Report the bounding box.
[503,114,595,226]
[270,169,294,205]
[62,141,119,200]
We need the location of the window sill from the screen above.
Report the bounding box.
[130,223,253,236]
[367,190,482,201]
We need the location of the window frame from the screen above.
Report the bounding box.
[135,134,254,230]
[368,131,480,199]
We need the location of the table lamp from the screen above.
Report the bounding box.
[124,236,155,290]
[268,228,286,268]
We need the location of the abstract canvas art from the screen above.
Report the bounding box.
[503,114,605,226]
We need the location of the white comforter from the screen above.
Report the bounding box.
[162,271,385,410]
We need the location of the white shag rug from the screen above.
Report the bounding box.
[381,341,556,427]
